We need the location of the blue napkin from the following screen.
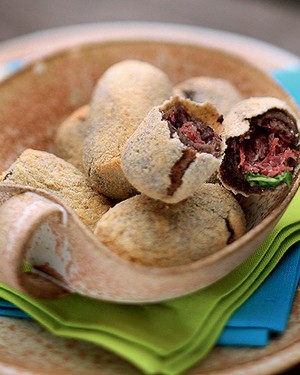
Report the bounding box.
[0,59,24,80]
[218,243,300,346]
[0,298,31,319]
[272,65,300,105]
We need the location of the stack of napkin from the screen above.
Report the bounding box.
[0,297,30,319]
[0,66,299,375]
[2,241,300,349]
[218,242,300,346]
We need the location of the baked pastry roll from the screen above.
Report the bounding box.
[121,96,225,204]
[83,59,173,201]
[94,183,246,267]
[219,97,300,196]
[174,76,242,115]
[54,105,89,172]
[0,149,112,230]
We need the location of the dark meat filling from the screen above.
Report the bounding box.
[182,89,196,101]
[167,148,196,196]
[2,170,13,181]
[162,102,223,157]
[220,109,299,194]
[162,102,223,196]
[239,109,299,177]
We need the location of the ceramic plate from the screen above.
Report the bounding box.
[0,22,300,375]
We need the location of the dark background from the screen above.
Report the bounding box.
[0,0,300,57]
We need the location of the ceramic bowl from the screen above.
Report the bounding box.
[0,28,299,303]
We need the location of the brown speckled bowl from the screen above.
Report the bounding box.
[0,22,299,304]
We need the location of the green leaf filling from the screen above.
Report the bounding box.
[23,261,33,273]
[245,170,293,188]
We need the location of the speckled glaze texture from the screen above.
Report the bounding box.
[0,37,299,304]
[0,25,300,375]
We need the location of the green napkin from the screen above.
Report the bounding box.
[1,188,300,375]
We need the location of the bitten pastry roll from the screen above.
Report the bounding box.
[219,97,300,196]
[94,183,246,267]
[0,149,112,230]
[54,105,89,173]
[121,96,225,204]
[174,76,243,115]
[83,59,173,201]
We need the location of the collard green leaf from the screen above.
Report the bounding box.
[245,170,293,188]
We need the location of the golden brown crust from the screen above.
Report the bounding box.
[0,149,112,230]
[94,183,246,267]
[54,105,89,172]
[174,76,243,115]
[121,96,226,203]
[83,59,173,201]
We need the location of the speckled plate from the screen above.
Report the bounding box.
[0,22,300,375]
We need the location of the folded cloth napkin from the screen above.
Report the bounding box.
[272,64,300,105]
[1,184,300,375]
[3,242,300,348]
[0,58,24,80]
[0,298,31,319]
[218,242,300,346]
